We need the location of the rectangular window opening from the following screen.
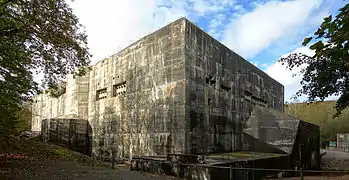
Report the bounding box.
[96,88,107,101]
[113,81,127,97]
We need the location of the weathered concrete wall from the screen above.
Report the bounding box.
[32,17,286,159]
[243,105,320,169]
[292,120,320,169]
[31,93,66,131]
[183,20,284,154]
[88,18,187,159]
[41,118,92,155]
[31,74,90,131]
[243,106,300,153]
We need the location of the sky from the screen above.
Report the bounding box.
[66,0,345,102]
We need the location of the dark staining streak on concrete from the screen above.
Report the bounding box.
[183,19,284,154]
[89,18,188,159]
[34,18,285,161]
[89,18,284,159]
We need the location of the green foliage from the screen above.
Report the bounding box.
[279,3,349,117]
[285,100,337,125]
[13,104,32,134]
[45,81,66,98]
[0,103,32,136]
[0,0,90,135]
[285,101,349,148]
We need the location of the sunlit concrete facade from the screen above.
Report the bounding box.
[32,18,284,159]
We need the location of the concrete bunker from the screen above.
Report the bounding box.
[32,17,319,179]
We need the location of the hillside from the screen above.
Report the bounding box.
[284,100,349,147]
[0,137,170,180]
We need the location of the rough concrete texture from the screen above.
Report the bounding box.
[184,21,284,154]
[243,105,300,154]
[41,118,92,155]
[294,119,320,169]
[87,18,187,159]
[32,17,285,159]
[32,74,89,131]
[243,105,320,169]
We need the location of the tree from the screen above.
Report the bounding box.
[14,103,32,134]
[279,3,349,117]
[0,0,90,135]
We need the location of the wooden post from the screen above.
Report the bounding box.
[178,162,182,179]
[299,143,303,180]
[91,153,95,167]
[300,168,304,180]
[229,166,233,180]
[112,148,117,169]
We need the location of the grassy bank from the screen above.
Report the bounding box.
[0,136,107,167]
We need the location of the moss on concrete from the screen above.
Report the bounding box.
[208,152,285,160]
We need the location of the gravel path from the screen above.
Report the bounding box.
[0,158,172,180]
[275,150,349,179]
[320,149,349,170]
[270,175,349,180]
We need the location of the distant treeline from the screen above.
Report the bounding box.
[284,100,349,148]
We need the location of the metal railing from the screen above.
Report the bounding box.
[127,158,349,180]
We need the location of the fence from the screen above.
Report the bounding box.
[337,134,349,152]
[127,158,349,180]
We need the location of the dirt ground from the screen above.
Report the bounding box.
[0,157,172,180]
[0,138,173,180]
[3,138,349,180]
[271,150,349,180]
[274,175,349,180]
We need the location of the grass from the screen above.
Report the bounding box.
[0,136,108,168]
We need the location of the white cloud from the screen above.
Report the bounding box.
[222,0,323,59]
[265,46,340,102]
[30,0,340,100]
[188,0,236,15]
[265,47,313,102]
[266,47,312,85]
[33,0,243,85]
[208,13,226,38]
[67,0,187,64]
[67,0,242,64]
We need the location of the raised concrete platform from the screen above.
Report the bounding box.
[130,152,290,180]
